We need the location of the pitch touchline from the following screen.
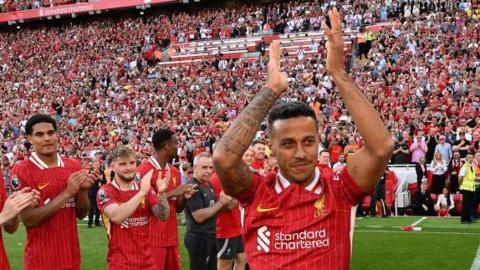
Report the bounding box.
[356,230,480,236]
[471,242,480,270]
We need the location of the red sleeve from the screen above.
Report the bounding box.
[10,164,28,191]
[96,185,118,212]
[170,166,181,189]
[0,175,6,210]
[136,164,149,178]
[336,167,369,206]
[210,174,222,197]
[147,190,159,208]
[233,173,263,207]
[71,159,83,171]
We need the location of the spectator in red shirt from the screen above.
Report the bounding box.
[250,140,266,171]
[329,138,343,163]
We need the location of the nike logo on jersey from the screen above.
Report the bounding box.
[256,205,279,213]
[39,183,49,190]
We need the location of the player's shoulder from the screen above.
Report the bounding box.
[137,160,154,173]
[168,164,180,174]
[61,156,82,169]
[98,182,117,194]
[11,159,33,182]
[12,158,31,172]
[262,171,276,187]
[97,184,117,204]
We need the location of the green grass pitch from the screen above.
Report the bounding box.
[3,216,480,269]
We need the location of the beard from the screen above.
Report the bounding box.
[116,172,136,182]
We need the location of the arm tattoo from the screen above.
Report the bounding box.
[218,87,279,157]
[155,194,169,220]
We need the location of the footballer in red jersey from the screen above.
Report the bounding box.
[97,146,170,270]
[213,10,393,270]
[11,114,98,270]
[136,129,195,270]
[0,175,39,270]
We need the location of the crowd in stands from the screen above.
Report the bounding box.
[0,0,480,217]
[0,0,87,12]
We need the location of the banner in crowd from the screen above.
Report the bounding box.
[0,0,176,23]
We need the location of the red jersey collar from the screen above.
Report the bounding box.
[275,167,322,195]
[29,152,64,170]
[149,156,168,171]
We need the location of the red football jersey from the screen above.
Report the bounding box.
[235,167,367,270]
[136,157,180,247]
[251,160,264,171]
[97,180,158,269]
[10,153,82,270]
[0,175,10,270]
[210,173,242,239]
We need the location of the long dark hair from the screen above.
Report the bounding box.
[444,187,451,207]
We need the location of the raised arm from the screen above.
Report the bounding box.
[323,9,393,193]
[213,41,288,195]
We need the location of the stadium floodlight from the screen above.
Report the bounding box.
[19,19,24,23]
[140,11,144,15]
[95,10,102,14]
[55,15,60,19]
[145,4,151,8]
[47,16,53,20]
[72,13,76,18]
[89,11,94,15]
[16,26,20,29]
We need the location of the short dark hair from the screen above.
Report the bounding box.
[267,101,317,133]
[319,149,330,156]
[252,139,266,147]
[25,114,57,135]
[152,129,175,151]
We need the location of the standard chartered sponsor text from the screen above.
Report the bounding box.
[274,229,329,250]
[126,216,148,227]
[43,4,94,16]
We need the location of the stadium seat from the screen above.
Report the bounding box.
[426,171,433,190]
[385,171,398,209]
[362,196,371,213]
[407,183,418,195]
[453,193,462,216]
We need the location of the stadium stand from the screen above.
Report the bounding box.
[1,0,480,218]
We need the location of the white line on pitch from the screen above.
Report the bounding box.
[471,241,480,270]
[357,230,480,236]
[411,217,427,227]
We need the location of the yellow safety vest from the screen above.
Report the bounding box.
[460,163,476,192]
[365,31,375,41]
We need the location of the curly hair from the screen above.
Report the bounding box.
[108,146,135,164]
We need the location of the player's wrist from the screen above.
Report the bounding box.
[331,69,349,81]
[139,188,150,196]
[62,189,76,199]
[263,85,284,96]
[0,212,8,226]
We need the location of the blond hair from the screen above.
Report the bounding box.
[108,146,136,164]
